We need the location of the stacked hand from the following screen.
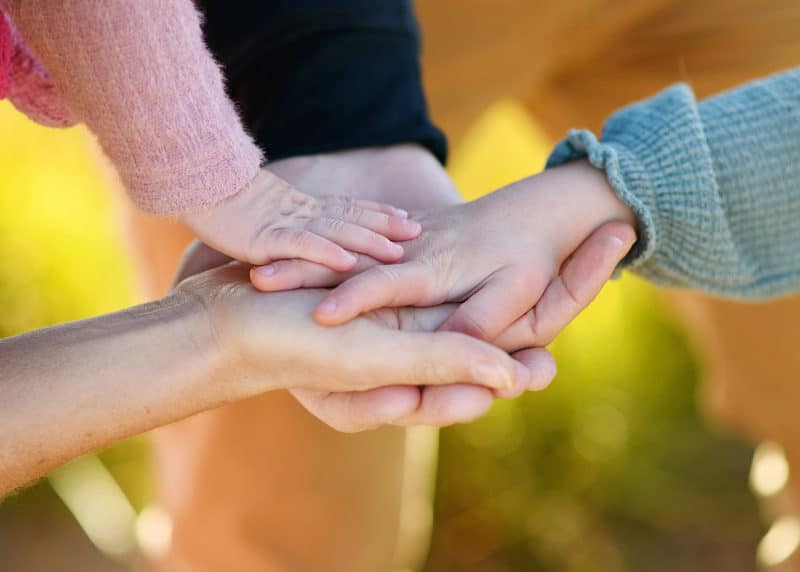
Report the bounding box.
[180,167,420,271]
[253,160,636,345]
[179,146,637,431]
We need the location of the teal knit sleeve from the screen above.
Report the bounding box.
[546,68,800,299]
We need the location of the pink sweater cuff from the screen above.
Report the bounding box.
[5,0,264,215]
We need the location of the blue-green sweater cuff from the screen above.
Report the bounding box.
[547,85,729,286]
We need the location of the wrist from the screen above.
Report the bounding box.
[540,160,638,242]
[558,160,637,226]
[154,289,231,406]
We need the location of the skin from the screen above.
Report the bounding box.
[259,146,637,429]
[179,167,420,270]
[0,250,552,497]
[254,159,636,342]
[146,145,633,572]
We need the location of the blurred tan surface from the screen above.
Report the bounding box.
[123,1,800,570]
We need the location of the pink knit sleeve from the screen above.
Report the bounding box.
[3,0,264,215]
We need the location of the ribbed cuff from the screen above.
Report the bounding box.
[547,85,725,284]
[121,133,263,216]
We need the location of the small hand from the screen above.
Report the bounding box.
[290,221,636,431]
[179,167,421,272]
[253,160,636,343]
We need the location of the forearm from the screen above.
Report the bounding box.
[548,68,800,299]
[0,292,221,495]
[4,0,262,215]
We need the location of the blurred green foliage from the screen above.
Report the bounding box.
[426,275,762,572]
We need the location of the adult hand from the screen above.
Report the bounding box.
[174,240,570,402]
[290,220,635,430]
[249,146,634,431]
[175,256,538,399]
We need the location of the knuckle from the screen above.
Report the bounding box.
[561,277,585,309]
[525,308,544,343]
[245,222,277,262]
[323,217,347,235]
[452,311,492,341]
[335,196,366,222]
[413,358,449,385]
[373,265,403,282]
[290,229,315,250]
[526,307,557,347]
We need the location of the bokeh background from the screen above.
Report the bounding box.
[4,1,800,569]
[0,95,777,571]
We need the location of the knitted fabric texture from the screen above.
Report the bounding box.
[3,1,263,215]
[548,68,800,300]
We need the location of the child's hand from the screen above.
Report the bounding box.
[254,160,637,341]
[179,168,421,271]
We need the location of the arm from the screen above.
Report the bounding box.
[0,292,219,496]
[547,67,800,299]
[0,260,529,497]
[207,0,634,428]
[5,1,414,268]
[4,0,261,215]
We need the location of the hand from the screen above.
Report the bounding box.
[240,146,635,431]
[291,220,636,430]
[179,167,421,271]
[173,242,548,402]
[257,160,636,343]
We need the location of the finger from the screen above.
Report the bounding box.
[307,217,405,262]
[488,348,556,398]
[255,227,357,271]
[290,386,421,433]
[323,197,421,241]
[250,256,379,292]
[314,262,433,325]
[525,222,636,346]
[439,267,548,342]
[360,329,527,392]
[251,260,342,292]
[353,199,409,219]
[391,384,495,427]
[510,348,558,392]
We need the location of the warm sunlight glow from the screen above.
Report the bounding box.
[135,504,173,558]
[48,455,137,559]
[758,516,800,567]
[750,441,790,497]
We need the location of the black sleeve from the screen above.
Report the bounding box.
[197,0,448,164]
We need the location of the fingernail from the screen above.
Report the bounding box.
[529,359,557,392]
[343,252,358,265]
[317,298,338,315]
[394,208,409,218]
[387,241,404,257]
[471,363,513,390]
[255,264,277,277]
[404,220,422,233]
[609,236,625,253]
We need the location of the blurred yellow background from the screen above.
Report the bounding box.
[0,94,770,571]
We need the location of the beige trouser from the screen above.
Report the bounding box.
[127,1,800,570]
